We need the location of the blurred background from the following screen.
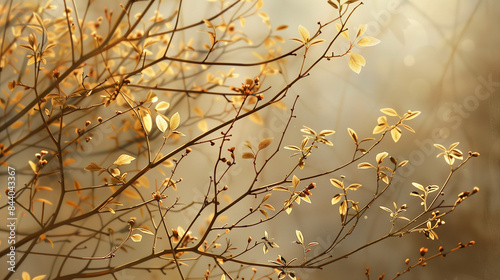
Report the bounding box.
[260,0,500,279]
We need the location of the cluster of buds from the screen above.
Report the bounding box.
[35,150,49,166]
[230,77,263,100]
[221,147,236,166]
[454,186,479,208]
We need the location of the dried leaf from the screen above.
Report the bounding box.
[11,121,24,129]
[29,160,37,173]
[249,111,263,125]
[197,120,208,132]
[376,152,388,164]
[35,198,53,205]
[339,200,348,216]
[114,154,135,165]
[123,189,141,199]
[142,111,152,133]
[348,52,365,74]
[258,137,273,150]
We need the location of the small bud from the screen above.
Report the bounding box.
[248,236,252,243]
[97,116,103,123]
[185,147,192,154]
[472,186,479,194]
[405,258,410,265]
[419,247,428,257]
[35,153,41,159]
[471,152,480,157]
[223,185,228,191]
[439,246,444,252]
[221,157,227,163]
[468,240,476,246]
[41,150,48,155]
[85,120,91,127]
[307,182,316,190]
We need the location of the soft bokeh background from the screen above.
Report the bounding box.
[260,0,500,279]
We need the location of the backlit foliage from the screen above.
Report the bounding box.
[0,0,479,279]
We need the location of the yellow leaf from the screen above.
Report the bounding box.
[258,137,273,150]
[296,230,304,244]
[170,112,180,130]
[335,23,349,39]
[197,120,208,132]
[249,112,263,125]
[292,175,300,189]
[114,154,135,165]
[263,204,275,211]
[391,127,402,142]
[11,121,24,129]
[63,158,75,166]
[29,160,37,173]
[74,180,82,196]
[331,194,342,205]
[298,25,310,43]
[242,152,254,159]
[348,52,366,74]
[155,101,170,111]
[276,25,288,31]
[156,114,168,133]
[347,128,358,143]
[193,106,204,117]
[130,234,142,242]
[356,24,367,38]
[142,111,152,132]
[380,108,398,117]
[330,178,344,190]
[357,36,380,47]
[84,162,104,171]
[35,198,53,205]
[123,189,141,199]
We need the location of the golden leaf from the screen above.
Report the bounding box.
[258,137,273,150]
[74,180,82,196]
[356,24,367,38]
[156,114,168,133]
[380,108,398,117]
[197,120,208,132]
[63,158,75,166]
[357,36,380,47]
[347,128,358,143]
[170,112,180,130]
[130,234,142,242]
[259,209,269,219]
[242,152,254,159]
[263,204,275,211]
[276,24,288,31]
[249,111,263,125]
[84,162,104,171]
[331,194,342,205]
[123,189,141,199]
[11,121,24,129]
[358,162,374,169]
[339,200,348,216]
[347,183,362,191]
[142,111,152,132]
[292,175,300,189]
[29,160,37,173]
[113,154,135,165]
[348,52,365,74]
[193,106,204,117]
[330,178,344,190]
[35,198,53,205]
[296,230,304,244]
[391,127,402,142]
[376,152,389,164]
[155,101,170,111]
[335,23,349,39]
